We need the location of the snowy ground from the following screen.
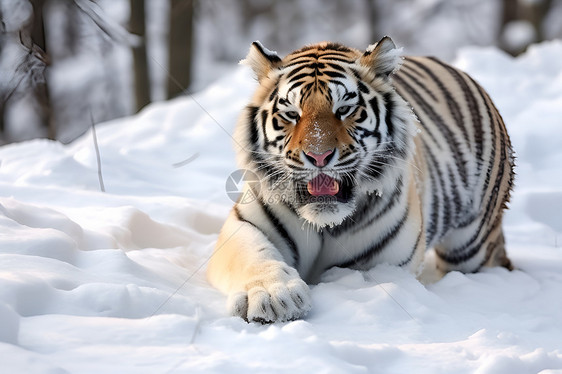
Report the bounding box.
[1,41,562,374]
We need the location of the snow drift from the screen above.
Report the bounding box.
[1,41,562,373]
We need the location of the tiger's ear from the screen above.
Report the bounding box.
[360,36,403,78]
[241,41,282,82]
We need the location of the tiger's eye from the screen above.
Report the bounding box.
[286,111,300,120]
[336,106,352,117]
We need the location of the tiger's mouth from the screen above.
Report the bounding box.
[296,173,353,204]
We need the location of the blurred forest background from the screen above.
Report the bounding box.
[0,0,560,145]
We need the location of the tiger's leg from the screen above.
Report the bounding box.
[482,228,513,270]
[207,209,311,323]
[433,213,513,273]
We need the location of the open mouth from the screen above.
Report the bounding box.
[296,173,353,204]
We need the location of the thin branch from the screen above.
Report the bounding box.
[90,110,105,192]
[172,152,199,168]
[73,0,141,47]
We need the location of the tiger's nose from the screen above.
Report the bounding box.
[304,149,335,167]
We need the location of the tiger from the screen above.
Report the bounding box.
[207,36,515,323]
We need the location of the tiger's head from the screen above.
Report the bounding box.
[235,37,415,229]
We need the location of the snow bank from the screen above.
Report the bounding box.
[1,42,562,373]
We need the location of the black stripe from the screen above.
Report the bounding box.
[355,125,381,142]
[300,82,316,103]
[271,117,283,131]
[348,176,404,235]
[383,92,395,141]
[334,207,410,268]
[247,106,259,146]
[309,62,326,71]
[335,157,357,168]
[326,62,347,72]
[291,51,319,59]
[358,81,369,94]
[318,53,354,61]
[260,110,271,151]
[401,59,429,79]
[284,58,315,69]
[323,70,346,79]
[287,80,305,94]
[285,162,304,169]
[398,229,423,267]
[284,64,309,79]
[480,226,506,268]
[447,164,462,223]
[476,84,498,201]
[234,205,257,228]
[319,56,355,64]
[398,64,438,102]
[369,96,380,132]
[393,75,439,148]
[260,110,268,131]
[392,74,468,186]
[246,106,278,181]
[355,108,368,124]
[326,86,333,103]
[288,72,313,83]
[317,50,353,57]
[327,79,349,90]
[408,58,471,157]
[260,202,300,267]
[268,87,279,102]
[424,142,451,236]
[428,57,483,163]
[421,141,443,245]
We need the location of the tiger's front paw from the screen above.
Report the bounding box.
[226,262,312,323]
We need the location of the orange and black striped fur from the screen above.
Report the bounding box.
[207,37,515,323]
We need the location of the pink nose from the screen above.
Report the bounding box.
[305,149,334,167]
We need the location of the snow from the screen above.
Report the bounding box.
[2,41,562,373]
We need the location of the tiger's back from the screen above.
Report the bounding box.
[394,57,514,271]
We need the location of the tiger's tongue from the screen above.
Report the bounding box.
[307,174,339,196]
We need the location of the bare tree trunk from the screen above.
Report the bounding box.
[167,0,194,98]
[30,0,55,140]
[364,0,379,43]
[63,0,81,58]
[0,6,5,136]
[129,0,151,111]
[499,0,553,56]
[525,0,553,42]
[498,0,518,49]
[0,89,5,137]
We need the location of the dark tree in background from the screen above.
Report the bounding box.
[0,5,6,135]
[167,0,194,98]
[499,0,554,55]
[61,0,81,58]
[364,0,380,44]
[28,0,54,140]
[129,0,150,112]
